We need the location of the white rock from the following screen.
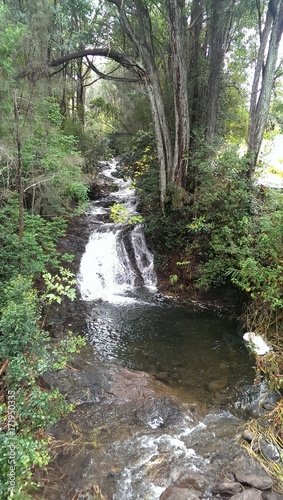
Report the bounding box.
[243,332,271,356]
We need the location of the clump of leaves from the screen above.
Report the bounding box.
[43,267,76,304]
[110,203,143,225]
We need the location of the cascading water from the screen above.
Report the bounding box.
[78,160,156,303]
[75,160,261,500]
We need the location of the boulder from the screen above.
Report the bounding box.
[159,486,201,499]
[211,481,243,496]
[231,450,274,490]
[234,471,273,490]
[230,491,263,499]
[208,378,228,392]
[262,492,283,499]
[175,470,207,492]
[134,396,183,428]
[259,437,281,462]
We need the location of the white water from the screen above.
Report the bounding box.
[112,411,239,500]
[76,160,258,500]
[78,161,157,303]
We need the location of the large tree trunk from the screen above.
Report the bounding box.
[206,0,235,139]
[166,0,190,189]
[107,0,173,205]
[188,0,204,135]
[144,72,173,206]
[247,0,283,176]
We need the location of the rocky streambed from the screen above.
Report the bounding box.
[34,161,283,499]
[36,342,281,499]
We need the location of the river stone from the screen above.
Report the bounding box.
[155,371,169,382]
[211,481,243,495]
[242,429,255,442]
[231,450,274,490]
[230,491,263,500]
[234,471,273,490]
[262,492,283,499]
[208,378,228,391]
[134,396,183,428]
[174,470,207,492]
[159,486,201,499]
[259,437,281,462]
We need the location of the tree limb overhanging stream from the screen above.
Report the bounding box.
[36,160,280,499]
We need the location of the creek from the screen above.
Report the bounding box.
[39,160,271,499]
[78,160,254,410]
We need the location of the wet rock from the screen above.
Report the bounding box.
[174,470,207,492]
[259,437,281,462]
[43,365,105,404]
[159,486,201,499]
[242,429,254,442]
[262,492,283,499]
[155,371,169,382]
[211,481,243,495]
[134,396,183,428]
[208,378,228,392]
[231,450,274,490]
[234,470,273,490]
[230,491,263,499]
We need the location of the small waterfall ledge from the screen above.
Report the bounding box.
[78,160,157,303]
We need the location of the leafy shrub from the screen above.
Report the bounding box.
[0,200,73,288]
[186,145,252,289]
[0,274,85,498]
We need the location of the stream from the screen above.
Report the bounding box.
[78,160,254,410]
[39,160,274,499]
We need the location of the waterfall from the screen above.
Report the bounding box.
[78,161,157,303]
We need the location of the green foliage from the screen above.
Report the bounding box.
[43,267,77,304]
[52,332,86,370]
[186,145,252,289]
[0,6,24,132]
[20,98,87,216]
[169,274,179,285]
[0,274,85,498]
[0,275,44,363]
[110,203,143,225]
[0,200,72,287]
[121,131,189,257]
[226,190,283,309]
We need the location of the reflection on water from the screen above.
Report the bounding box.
[85,293,255,409]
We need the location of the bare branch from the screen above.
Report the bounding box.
[50,47,145,79]
[85,57,142,83]
[24,175,56,192]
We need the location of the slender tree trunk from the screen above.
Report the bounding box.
[145,77,173,205]
[166,0,190,188]
[76,57,85,126]
[206,0,235,139]
[13,91,24,243]
[107,0,173,205]
[188,0,203,135]
[247,0,283,176]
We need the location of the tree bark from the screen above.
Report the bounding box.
[166,0,190,188]
[247,0,283,176]
[206,0,235,139]
[13,91,24,244]
[188,0,203,135]
[106,0,173,205]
